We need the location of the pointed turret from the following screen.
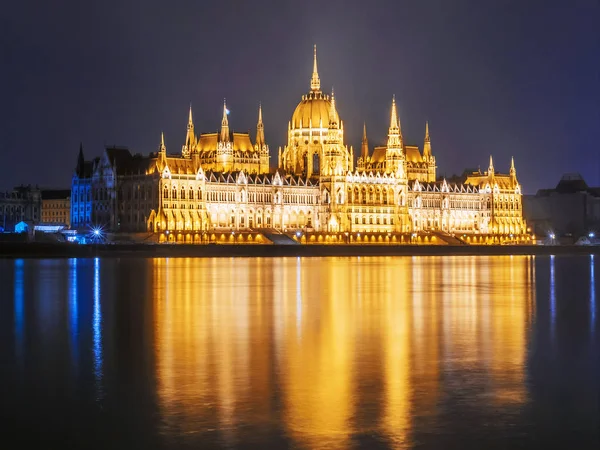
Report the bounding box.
[256,103,265,148]
[488,155,495,176]
[361,122,369,160]
[390,94,399,130]
[423,121,432,159]
[310,45,321,92]
[183,104,196,157]
[76,143,85,176]
[328,88,339,129]
[387,95,402,150]
[220,99,230,142]
[510,156,516,178]
[160,131,166,153]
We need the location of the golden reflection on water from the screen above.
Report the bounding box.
[152,256,535,448]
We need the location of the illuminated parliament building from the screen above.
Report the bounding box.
[71,46,526,244]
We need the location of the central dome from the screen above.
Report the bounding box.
[291,91,331,130]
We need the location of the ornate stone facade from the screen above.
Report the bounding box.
[71,46,526,243]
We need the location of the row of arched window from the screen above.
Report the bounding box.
[163,186,203,201]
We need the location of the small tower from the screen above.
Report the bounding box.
[220,99,230,143]
[310,44,321,92]
[510,156,516,179]
[160,131,166,153]
[423,121,431,160]
[386,95,404,173]
[256,103,265,148]
[387,95,402,149]
[361,122,369,161]
[183,104,195,158]
[327,88,340,142]
[76,142,85,176]
[488,155,495,177]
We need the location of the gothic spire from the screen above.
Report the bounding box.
[310,45,321,91]
[220,99,229,142]
[488,155,495,176]
[188,104,193,127]
[328,88,338,128]
[361,122,369,160]
[510,156,516,177]
[160,131,166,152]
[423,121,432,159]
[256,102,265,148]
[390,94,399,130]
[76,142,85,176]
[387,95,402,150]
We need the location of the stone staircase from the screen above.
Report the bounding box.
[430,231,469,246]
[258,229,300,245]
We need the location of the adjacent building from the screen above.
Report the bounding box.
[71,46,527,243]
[41,189,71,226]
[523,173,600,239]
[0,185,42,232]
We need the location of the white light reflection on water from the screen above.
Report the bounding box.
[296,257,302,336]
[550,255,556,338]
[93,257,104,400]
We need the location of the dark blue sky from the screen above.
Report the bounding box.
[1,0,598,193]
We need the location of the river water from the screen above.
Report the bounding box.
[0,256,598,449]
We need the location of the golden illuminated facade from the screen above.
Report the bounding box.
[71,46,526,243]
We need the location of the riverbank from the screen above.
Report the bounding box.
[0,242,599,258]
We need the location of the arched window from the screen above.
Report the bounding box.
[382,189,388,204]
[181,187,186,200]
[172,187,177,200]
[163,187,169,199]
[198,188,203,200]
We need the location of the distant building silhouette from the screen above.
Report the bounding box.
[523,173,600,239]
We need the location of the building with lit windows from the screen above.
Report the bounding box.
[71,46,526,244]
[41,189,71,226]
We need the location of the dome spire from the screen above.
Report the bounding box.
[310,45,321,91]
[160,131,166,153]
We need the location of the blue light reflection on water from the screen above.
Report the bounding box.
[93,257,103,400]
[591,255,595,335]
[14,259,24,363]
[68,258,78,363]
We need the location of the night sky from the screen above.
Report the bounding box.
[1,0,598,194]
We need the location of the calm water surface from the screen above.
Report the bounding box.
[0,255,598,449]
